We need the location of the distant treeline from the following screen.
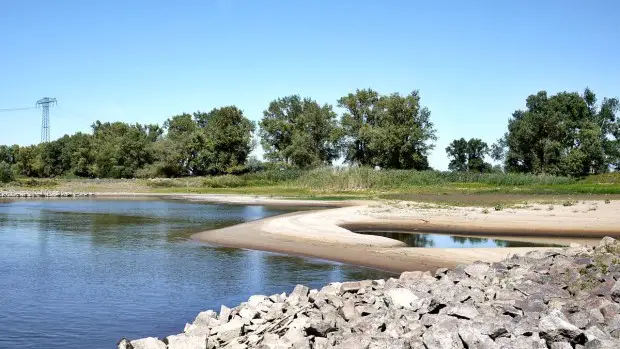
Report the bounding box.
[0,88,618,183]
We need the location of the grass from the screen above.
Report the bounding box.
[3,167,620,205]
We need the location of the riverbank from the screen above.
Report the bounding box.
[121,237,620,348]
[191,198,619,273]
[0,190,93,197]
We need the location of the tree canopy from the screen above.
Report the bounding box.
[446,138,491,172]
[493,88,619,176]
[259,95,342,168]
[338,89,436,170]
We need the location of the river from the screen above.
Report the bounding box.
[0,198,391,349]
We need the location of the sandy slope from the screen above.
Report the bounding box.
[189,197,619,273]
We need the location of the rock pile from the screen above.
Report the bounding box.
[0,191,93,198]
[120,237,620,349]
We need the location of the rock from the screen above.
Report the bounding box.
[334,335,371,349]
[585,339,620,349]
[247,295,268,308]
[611,280,620,303]
[166,334,207,349]
[130,337,166,349]
[539,310,585,344]
[446,304,480,319]
[399,271,424,281]
[597,237,620,254]
[220,305,232,324]
[184,323,211,337]
[422,319,464,349]
[213,319,244,343]
[457,323,496,349]
[239,308,258,320]
[585,326,612,341]
[550,342,573,349]
[339,281,361,294]
[339,300,357,321]
[464,262,491,279]
[288,284,310,303]
[118,338,133,349]
[385,288,418,309]
[496,335,547,349]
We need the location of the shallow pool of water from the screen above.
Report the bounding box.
[0,198,392,349]
[357,231,562,248]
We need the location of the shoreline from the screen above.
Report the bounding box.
[3,191,618,272]
[191,197,619,273]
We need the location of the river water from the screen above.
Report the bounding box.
[0,198,391,349]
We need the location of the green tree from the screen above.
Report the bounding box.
[259,95,343,168]
[0,162,14,183]
[90,121,159,178]
[446,138,491,172]
[493,88,619,176]
[202,106,255,174]
[338,89,436,169]
[0,145,19,165]
[161,113,206,176]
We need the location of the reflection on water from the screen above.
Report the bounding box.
[358,231,562,248]
[0,199,392,349]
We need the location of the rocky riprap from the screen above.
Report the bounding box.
[120,237,620,349]
[0,191,93,198]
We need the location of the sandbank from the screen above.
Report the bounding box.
[191,197,619,273]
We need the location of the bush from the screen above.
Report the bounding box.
[0,162,14,183]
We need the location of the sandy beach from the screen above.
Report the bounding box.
[190,196,619,273]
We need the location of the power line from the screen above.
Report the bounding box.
[0,107,35,112]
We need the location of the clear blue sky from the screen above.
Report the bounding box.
[1,0,618,170]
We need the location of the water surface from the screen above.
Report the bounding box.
[0,198,391,349]
[358,231,562,248]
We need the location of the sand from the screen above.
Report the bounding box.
[187,196,619,273]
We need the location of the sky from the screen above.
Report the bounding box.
[0,0,618,170]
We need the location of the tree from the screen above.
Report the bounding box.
[445,138,491,172]
[338,89,436,169]
[201,106,255,174]
[90,121,159,178]
[493,88,619,176]
[159,113,206,176]
[259,95,343,168]
[0,145,19,165]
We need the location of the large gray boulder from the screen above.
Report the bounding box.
[212,319,244,343]
[422,319,464,349]
[539,310,585,344]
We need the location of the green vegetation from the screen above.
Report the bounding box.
[492,88,619,177]
[0,87,618,203]
[446,138,493,173]
[339,89,436,170]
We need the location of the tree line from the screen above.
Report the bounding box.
[0,87,618,182]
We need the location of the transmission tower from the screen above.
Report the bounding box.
[36,97,57,143]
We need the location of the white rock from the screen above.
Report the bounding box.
[130,337,167,349]
[166,334,207,349]
[386,288,419,309]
